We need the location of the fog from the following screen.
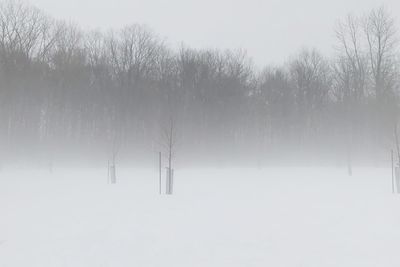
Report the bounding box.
[2,1,400,266]
[0,1,399,170]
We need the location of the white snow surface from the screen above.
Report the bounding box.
[0,167,399,267]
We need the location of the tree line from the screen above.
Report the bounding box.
[0,0,399,167]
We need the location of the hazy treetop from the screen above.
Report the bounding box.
[27,0,400,67]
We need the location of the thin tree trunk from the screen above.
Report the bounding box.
[159,152,162,194]
[347,147,352,176]
[394,124,400,166]
[168,121,173,194]
[392,149,394,193]
[107,159,110,184]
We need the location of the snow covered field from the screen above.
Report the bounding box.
[0,167,399,267]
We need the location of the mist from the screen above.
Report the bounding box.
[0,1,398,170]
[1,1,400,266]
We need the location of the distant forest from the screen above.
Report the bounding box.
[0,0,399,167]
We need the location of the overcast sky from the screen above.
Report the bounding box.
[29,0,400,67]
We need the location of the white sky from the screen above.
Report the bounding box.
[29,0,400,67]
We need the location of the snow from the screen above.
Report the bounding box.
[0,167,399,266]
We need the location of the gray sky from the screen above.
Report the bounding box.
[30,0,400,67]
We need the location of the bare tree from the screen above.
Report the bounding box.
[107,127,122,184]
[335,14,368,100]
[363,7,399,157]
[160,117,177,194]
[288,49,332,143]
[363,7,398,101]
[334,14,369,175]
